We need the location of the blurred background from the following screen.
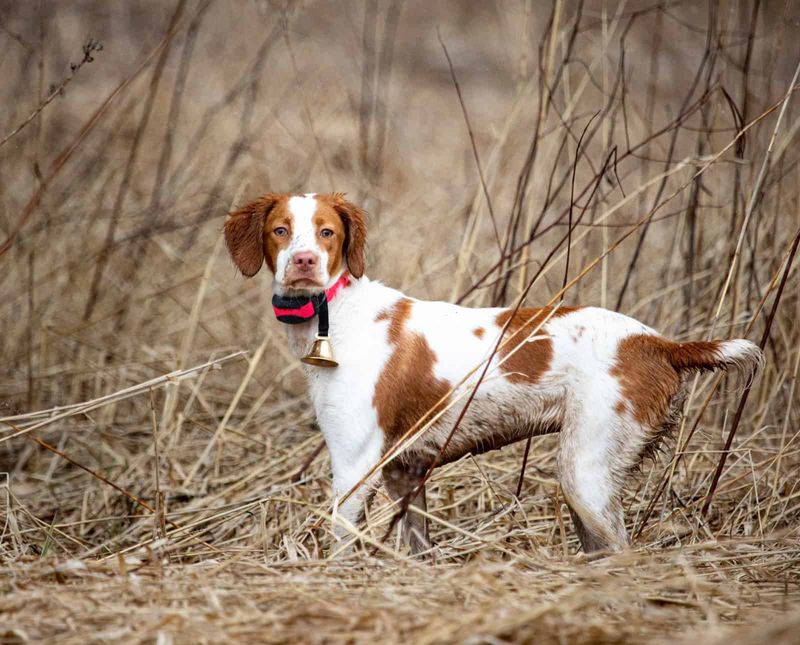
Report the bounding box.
[1,1,800,641]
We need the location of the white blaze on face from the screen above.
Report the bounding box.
[275,193,330,286]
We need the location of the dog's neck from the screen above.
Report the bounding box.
[277,271,366,359]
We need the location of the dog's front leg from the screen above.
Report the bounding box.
[326,426,383,556]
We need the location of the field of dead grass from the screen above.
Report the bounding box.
[1,1,799,643]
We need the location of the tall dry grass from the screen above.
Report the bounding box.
[1,1,799,642]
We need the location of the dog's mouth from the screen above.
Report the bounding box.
[285,277,322,287]
[282,277,325,294]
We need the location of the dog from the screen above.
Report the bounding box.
[224,191,763,554]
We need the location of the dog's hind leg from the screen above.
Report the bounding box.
[557,393,635,553]
[383,460,431,555]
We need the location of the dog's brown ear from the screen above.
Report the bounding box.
[224,194,280,277]
[331,193,367,278]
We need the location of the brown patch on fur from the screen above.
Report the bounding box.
[373,298,451,444]
[611,335,682,426]
[614,400,628,415]
[473,327,484,339]
[612,335,730,426]
[494,307,578,384]
[262,196,295,274]
[317,193,367,278]
[375,298,412,341]
[224,193,286,276]
[659,339,725,371]
[311,201,345,277]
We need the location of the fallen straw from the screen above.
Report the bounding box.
[0,351,246,443]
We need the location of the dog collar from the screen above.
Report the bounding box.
[271,273,350,327]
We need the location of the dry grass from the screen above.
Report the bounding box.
[1,1,799,643]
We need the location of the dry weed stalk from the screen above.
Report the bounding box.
[0,2,798,643]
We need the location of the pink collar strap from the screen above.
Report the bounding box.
[271,273,350,325]
[324,273,350,302]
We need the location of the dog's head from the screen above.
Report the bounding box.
[224,192,366,295]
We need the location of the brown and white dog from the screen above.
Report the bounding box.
[224,192,763,554]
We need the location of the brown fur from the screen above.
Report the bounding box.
[224,193,283,276]
[660,339,726,371]
[473,327,484,339]
[310,201,345,277]
[612,335,682,426]
[321,193,367,278]
[612,335,724,426]
[373,298,451,445]
[494,307,578,384]
[263,197,294,274]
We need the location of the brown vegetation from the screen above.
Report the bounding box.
[1,1,799,643]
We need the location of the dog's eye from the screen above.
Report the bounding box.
[274,227,288,237]
[320,228,334,239]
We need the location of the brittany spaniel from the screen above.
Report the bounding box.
[224,192,763,555]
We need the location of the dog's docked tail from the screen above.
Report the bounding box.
[661,338,764,383]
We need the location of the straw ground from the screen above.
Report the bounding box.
[1,2,799,643]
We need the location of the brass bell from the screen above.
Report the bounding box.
[301,334,338,367]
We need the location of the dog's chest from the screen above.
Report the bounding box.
[293,306,395,435]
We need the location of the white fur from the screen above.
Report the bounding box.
[405,301,502,385]
[285,278,399,538]
[718,338,765,382]
[545,309,646,517]
[275,194,331,287]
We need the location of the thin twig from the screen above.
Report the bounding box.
[0,39,103,149]
[0,2,193,258]
[702,223,800,515]
[437,28,502,254]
